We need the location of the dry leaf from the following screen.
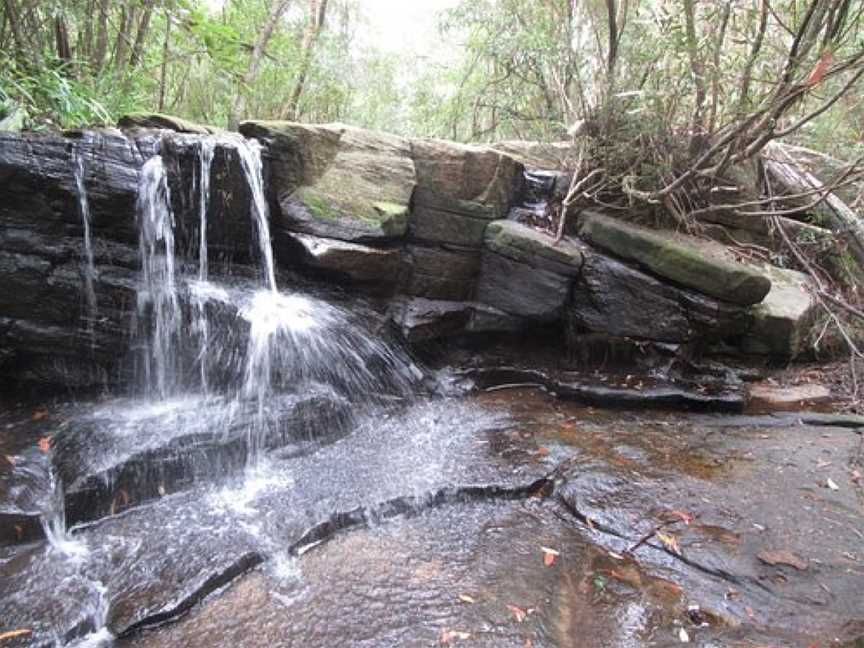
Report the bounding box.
[757,549,808,571]
[0,629,32,641]
[851,469,861,484]
[607,551,624,560]
[656,531,681,555]
[506,604,527,623]
[31,410,48,421]
[541,546,559,567]
[667,510,694,525]
[807,50,833,86]
[536,447,550,458]
[440,630,471,644]
[4,454,15,466]
[37,437,52,453]
[678,628,690,643]
[826,478,839,491]
[458,594,476,604]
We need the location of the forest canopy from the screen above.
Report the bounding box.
[0,0,861,156]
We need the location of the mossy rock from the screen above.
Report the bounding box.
[283,185,408,241]
[484,220,583,276]
[740,265,817,357]
[578,211,771,305]
[247,121,416,243]
[118,113,216,134]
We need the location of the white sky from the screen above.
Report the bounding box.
[357,0,461,56]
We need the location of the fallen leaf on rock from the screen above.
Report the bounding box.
[4,454,15,466]
[656,531,681,555]
[826,478,840,491]
[31,410,48,421]
[541,546,559,566]
[757,549,808,571]
[668,510,694,525]
[506,604,527,623]
[440,630,471,644]
[678,627,690,643]
[0,629,32,641]
[536,447,550,457]
[37,437,51,453]
[852,469,861,484]
[458,594,476,604]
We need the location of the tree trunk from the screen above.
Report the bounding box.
[54,14,72,64]
[158,10,171,112]
[129,1,154,69]
[3,0,26,60]
[279,0,329,121]
[228,0,293,129]
[92,0,109,73]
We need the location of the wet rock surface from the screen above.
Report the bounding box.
[3,389,863,647]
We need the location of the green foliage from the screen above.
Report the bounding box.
[0,58,126,129]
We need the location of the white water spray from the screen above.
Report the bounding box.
[137,156,180,398]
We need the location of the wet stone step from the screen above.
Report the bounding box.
[52,389,353,528]
[466,366,746,413]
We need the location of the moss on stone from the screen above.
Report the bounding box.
[578,211,772,305]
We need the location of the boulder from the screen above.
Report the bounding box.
[578,211,772,305]
[409,188,498,247]
[739,265,818,357]
[410,138,521,213]
[118,113,215,134]
[484,220,583,276]
[291,232,405,291]
[240,121,415,243]
[391,298,472,343]
[748,382,832,413]
[569,242,748,343]
[475,251,571,321]
[407,138,521,248]
[490,140,571,169]
[405,244,479,301]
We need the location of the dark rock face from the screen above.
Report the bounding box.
[0,130,267,389]
[570,244,749,343]
[0,122,813,391]
[476,251,571,322]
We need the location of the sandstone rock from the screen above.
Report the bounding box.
[490,140,571,169]
[740,265,818,357]
[748,382,832,413]
[410,138,521,214]
[291,232,404,291]
[484,220,583,276]
[405,245,479,301]
[391,298,472,343]
[408,188,497,247]
[475,251,571,321]
[241,121,415,243]
[569,242,748,343]
[578,211,772,305]
[118,113,215,134]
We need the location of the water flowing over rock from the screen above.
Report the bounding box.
[0,118,857,648]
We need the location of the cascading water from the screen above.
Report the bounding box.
[73,149,98,342]
[136,155,181,399]
[232,137,277,292]
[192,140,217,392]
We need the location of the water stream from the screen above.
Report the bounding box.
[73,149,97,342]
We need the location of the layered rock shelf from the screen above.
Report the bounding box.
[0,117,820,390]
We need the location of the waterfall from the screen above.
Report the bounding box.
[193,140,217,392]
[136,156,180,399]
[40,466,87,560]
[73,149,98,341]
[198,140,215,282]
[233,138,277,292]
